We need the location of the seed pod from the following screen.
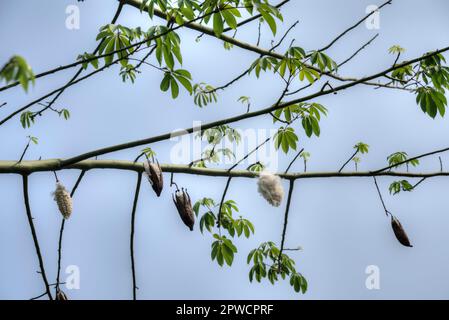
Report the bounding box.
[172,188,194,231]
[52,182,73,219]
[143,159,163,197]
[257,171,284,207]
[391,215,413,247]
[56,289,68,300]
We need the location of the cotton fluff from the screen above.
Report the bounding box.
[257,171,284,207]
[53,182,73,219]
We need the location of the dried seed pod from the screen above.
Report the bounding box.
[52,182,73,219]
[56,289,68,300]
[172,188,194,231]
[257,171,284,207]
[144,159,163,197]
[391,215,413,247]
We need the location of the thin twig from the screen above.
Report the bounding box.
[17,137,33,163]
[373,146,449,173]
[269,20,299,52]
[284,148,304,174]
[55,170,87,294]
[338,149,359,172]
[412,177,426,189]
[337,33,379,68]
[372,176,391,217]
[30,292,48,300]
[170,172,179,190]
[22,174,53,300]
[130,172,143,300]
[278,179,295,270]
[316,0,392,52]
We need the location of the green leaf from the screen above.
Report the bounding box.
[60,109,71,120]
[259,9,277,35]
[162,45,175,70]
[29,136,39,144]
[416,87,447,118]
[160,73,171,92]
[355,142,370,154]
[0,55,35,92]
[221,9,237,29]
[213,12,224,36]
[173,70,193,94]
[170,77,179,98]
[20,111,34,128]
[222,245,234,266]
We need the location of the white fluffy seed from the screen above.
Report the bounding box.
[257,171,284,207]
[53,182,73,219]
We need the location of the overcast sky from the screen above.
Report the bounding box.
[1,0,449,299]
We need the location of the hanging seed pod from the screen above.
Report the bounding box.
[172,188,195,231]
[143,159,163,197]
[257,171,284,207]
[391,215,413,247]
[56,289,68,300]
[52,182,73,219]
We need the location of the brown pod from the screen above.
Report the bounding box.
[172,188,195,231]
[144,159,163,197]
[391,215,413,247]
[56,289,68,300]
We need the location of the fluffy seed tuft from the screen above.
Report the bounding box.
[257,171,284,207]
[52,182,73,219]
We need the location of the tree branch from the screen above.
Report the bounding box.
[372,176,391,216]
[130,172,143,300]
[123,0,393,86]
[55,170,87,294]
[0,1,125,94]
[2,159,449,180]
[372,146,449,173]
[53,45,449,168]
[338,149,359,172]
[278,179,295,270]
[0,45,148,126]
[317,0,392,52]
[22,174,53,300]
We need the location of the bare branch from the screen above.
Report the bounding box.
[284,148,304,174]
[338,149,359,173]
[55,170,87,294]
[372,146,449,173]
[22,174,53,300]
[278,179,295,270]
[130,172,143,300]
[317,0,392,52]
[372,176,391,217]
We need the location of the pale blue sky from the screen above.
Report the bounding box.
[1,0,449,299]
